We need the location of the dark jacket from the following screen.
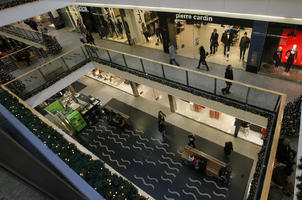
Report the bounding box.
[221,32,233,45]
[224,68,233,84]
[199,47,206,60]
[240,36,250,49]
[210,32,219,44]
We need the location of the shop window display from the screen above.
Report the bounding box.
[260,24,302,82]
[175,21,252,69]
[97,8,129,44]
[134,10,163,51]
[174,97,264,145]
[87,69,133,95]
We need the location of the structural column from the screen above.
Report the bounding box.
[168,94,177,113]
[130,81,139,97]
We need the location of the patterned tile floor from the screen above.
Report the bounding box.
[76,99,253,200]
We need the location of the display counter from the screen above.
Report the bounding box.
[44,91,101,134]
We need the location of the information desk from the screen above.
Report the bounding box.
[104,105,131,126]
[182,145,227,178]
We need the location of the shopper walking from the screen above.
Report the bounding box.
[80,34,88,44]
[197,46,209,71]
[142,23,149,42]
[86,32,95,45]
[210,29,219,55]
[158,111,166,137]
[221,65,233,95]
[239,32,250,60]
[188,134,196,148]
[221,31,232,60]
[168,43,179,66]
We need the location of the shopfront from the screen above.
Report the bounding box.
[136,82,264,146]
[87,68,134,95]
[260,22,302,82]
[171,13,254,69]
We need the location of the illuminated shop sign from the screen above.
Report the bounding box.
[176,14,213,22]
[78,6,89,12]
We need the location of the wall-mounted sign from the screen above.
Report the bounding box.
[78,6,88,12]
[176,14,213,22]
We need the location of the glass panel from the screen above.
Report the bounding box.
[217,79,248,103]
[7,69,46,100]
[188,72,214,93]
[108,51,125,66]
[62,48,87,70]
[142,60,162,77]
[95,48,110,61]
[124,55,142,71]
[163,65,186,85]
[248,88,279,111]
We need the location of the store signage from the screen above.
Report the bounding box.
[176,14,213,22]
[78,6,89,12]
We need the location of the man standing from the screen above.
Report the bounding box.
[221,65,233,95]
[168,43,179,66]
[221,31,232,60]
[210,29,219,55]
[239,32,250,60]
[188,134,196,148]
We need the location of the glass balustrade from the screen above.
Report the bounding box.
[3,44,282,112]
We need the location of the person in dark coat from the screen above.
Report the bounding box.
[224,141,233,156]
[86,32,95,45]
[221,31,233,59]
[221,65,233,95]
[239,32,250,60]
[210,29,219,55]
[116,19,123,38]
[188,134,196,148]
[197,46,209,71]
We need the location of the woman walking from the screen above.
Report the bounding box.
[197,46,209,71]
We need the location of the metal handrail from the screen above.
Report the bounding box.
[4,43,285,97]
[0,45,33,60]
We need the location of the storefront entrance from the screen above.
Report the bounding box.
[175,21,252,69]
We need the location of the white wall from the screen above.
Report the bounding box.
[0,0,75,26]
[76,0,302,25]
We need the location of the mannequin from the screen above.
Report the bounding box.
[273,47,283,69]
[285,45,298,72]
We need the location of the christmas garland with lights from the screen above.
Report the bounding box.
[0,89,146,200]
[297,157,302,200]
[281,95,302,137]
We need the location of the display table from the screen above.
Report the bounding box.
[181,145,227,179]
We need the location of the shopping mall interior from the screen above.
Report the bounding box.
[0,1,302,200]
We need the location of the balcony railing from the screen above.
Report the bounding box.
[0,25,62,55]
[0,0,39,10]
[3,44,283,113]
[1,43,287,200]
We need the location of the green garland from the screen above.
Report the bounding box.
[0,89,146,200]
[297,157,302,200]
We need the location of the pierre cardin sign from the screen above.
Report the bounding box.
[176,14,213,22]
